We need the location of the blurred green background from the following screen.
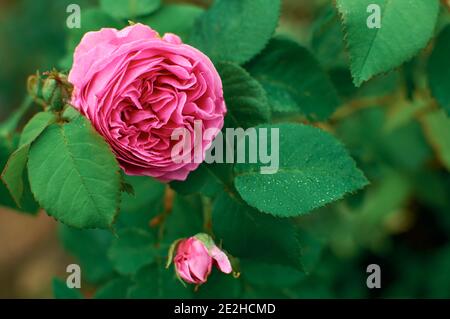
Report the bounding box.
[1,0,450,298]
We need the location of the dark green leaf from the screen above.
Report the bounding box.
[94,277,133,299]
[196,271,242,298]
[241,260,305,288]
[190,0,281,64]
[52,278,83,299]
[428,25,450,115]
[117,175,165,230]
[423,110,450,172]
[100,0,161,20]
[234,123,368,217]
[218,61,270,128]
[108,228,157,275]
[163,195,203,244]
[170,162,232,198]
[128,264,192,298]
[212,192,303,269]
[246,38,340,120]
[140,4,204,41]
[59,225,115,284]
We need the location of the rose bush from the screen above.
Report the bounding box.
[69,23,226,181]
[1,0,449,299]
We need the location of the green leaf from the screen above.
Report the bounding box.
[246,38,341,120]
[190,0,281,64]
[310,5,348,70]
[94,277,133,299]
[423,110,450,172]
[59,225,115,284]
[196,271,242,298]
[241,260,305,288]
[19,111,56,147]
[212,192,302,269]
[336,0,440,86]
[140,4,204,41]
[0,141,16,208]
[28,116,121,229]
[1,146,29,206]
[1,112,55,206]
[108,228,156,275]
[117,175,165,230]
[52,278,83,299]
[217,62,270,128]
[234,123,368,217]
[337,106,432,175]
[100,0,161,20]
[170,162,233,198]
[128,264,192,298]
[428,25,450,115]
[163,194,204,244]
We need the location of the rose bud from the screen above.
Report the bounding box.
[167,234,232,285]
[68,24,226,182]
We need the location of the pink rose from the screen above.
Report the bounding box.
[173,236,232,285]
[68,24,226,181]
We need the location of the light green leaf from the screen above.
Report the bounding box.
[19,111,56,147]
[100,0,161,20]
[1,112,55,206]
[336,0,440,86]
[428,25,450,115]
[212,192,303,269]
[234,123,368,217]
[140,4,204,41]
[28,116,121,229]
[59,225,115,284]
[423,110,450,172]
[108,228,156,275]
[0,140,16,208]
[0,135,39,214]
[246,38,341,120]
[218,62,270,128]
[1,146,29,206]
[190,0,280,64]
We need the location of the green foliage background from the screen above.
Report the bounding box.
[1,0,450,299]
